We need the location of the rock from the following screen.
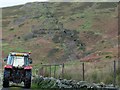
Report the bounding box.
[32,76,118,89]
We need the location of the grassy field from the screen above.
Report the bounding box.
[2,2,119,87]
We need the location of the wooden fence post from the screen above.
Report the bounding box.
[54,65,56,78]
[113,60,116,87]
[41,66,44,76]
[50,65,51,77]
[62,63,64,79]
[45,66,47,77]
[82,62,85,81]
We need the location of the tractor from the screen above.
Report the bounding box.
[3,52,32,88]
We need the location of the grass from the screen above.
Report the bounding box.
[77,9,94,31]
[79,21,92,30]
[3,43,30,55]
[33,63,63,79]
[32,60,120,89]
[116,68,120,86]
[96,3,117,9]
[34,60,120,86]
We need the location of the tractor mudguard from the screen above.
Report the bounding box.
[24,66,32,70]
[4,65,12,69]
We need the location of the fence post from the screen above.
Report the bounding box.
[62,63,64,79]
[54,65,56,78]
[82,62,85,81]
[35,69,38,76]
[41,66,44,76]
[113,60,116,87]
[45,66,47,77]
[50,65,51,77]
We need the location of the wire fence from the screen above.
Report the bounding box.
[36,60,119,87]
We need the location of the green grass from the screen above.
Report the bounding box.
[96,3,117,9]
[33,60,120,86]
[3,45,30,55]
[77,9,94,31]
[33,63,63,78]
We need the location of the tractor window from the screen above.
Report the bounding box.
[7,54,29,66]
[7,54,14,65]
[24,56,29,66]
[13,56,24,67]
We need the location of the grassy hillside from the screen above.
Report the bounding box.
[2,2,119,85]
[2,2,118,63]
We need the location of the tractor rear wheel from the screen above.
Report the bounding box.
[24,70,31,88]
[3,70,10,88]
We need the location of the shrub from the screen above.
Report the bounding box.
[105,55,112,59]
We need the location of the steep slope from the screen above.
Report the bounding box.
[2,2,118,65]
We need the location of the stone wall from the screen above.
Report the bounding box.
[32,76,119,89]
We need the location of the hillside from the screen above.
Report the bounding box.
[2,2,120,87]
[2,2,118,65]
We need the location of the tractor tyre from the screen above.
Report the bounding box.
[24,70,32,88]
[3,70,10,88]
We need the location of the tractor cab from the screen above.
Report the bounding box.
[5,52,32,68]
